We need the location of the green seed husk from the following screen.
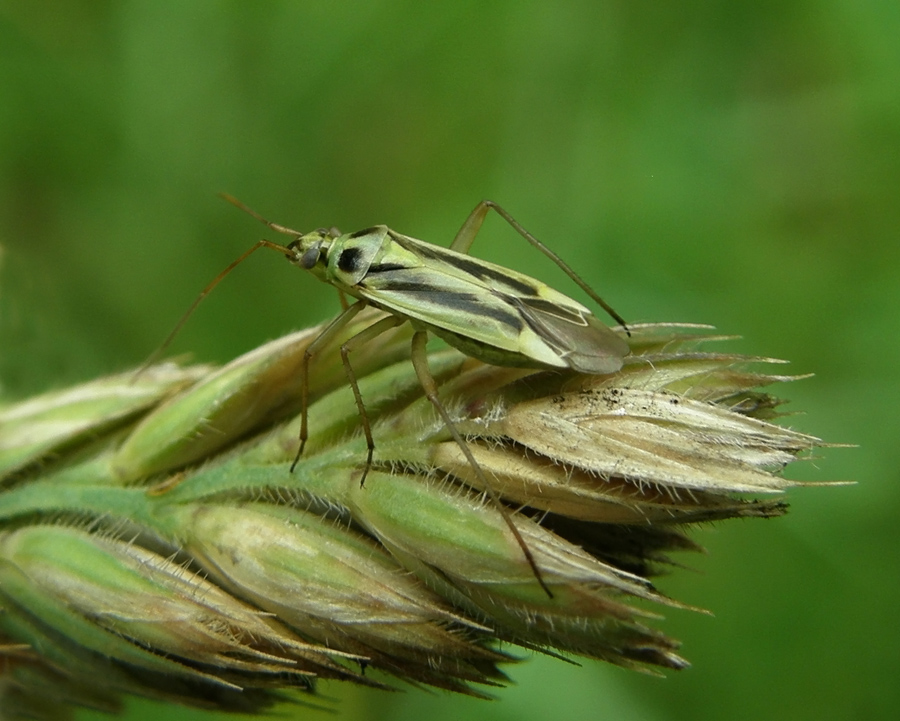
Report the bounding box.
[0,309,835,716]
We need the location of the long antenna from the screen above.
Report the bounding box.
[134,234,292,378]
[219,193,304,238]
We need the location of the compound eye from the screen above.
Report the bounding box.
[300,241,322,270]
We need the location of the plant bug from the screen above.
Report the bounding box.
[156,196,631,598]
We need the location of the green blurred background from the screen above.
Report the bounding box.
[0,2,896,720]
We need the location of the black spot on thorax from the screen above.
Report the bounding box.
[338,246,363,273]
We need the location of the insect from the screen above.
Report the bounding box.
[163,196,631,597]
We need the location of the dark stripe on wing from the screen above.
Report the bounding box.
[361,277,524,332]
[389,231,539,296]
[367,262,409,273]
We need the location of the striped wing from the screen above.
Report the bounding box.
[355,231,628,373]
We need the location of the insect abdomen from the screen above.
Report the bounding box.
[426,325,565,369]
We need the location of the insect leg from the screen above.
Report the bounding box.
[409,330,554,599]
[335,314,406,486]
[291,301,368,471]
[451,200,629,331]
